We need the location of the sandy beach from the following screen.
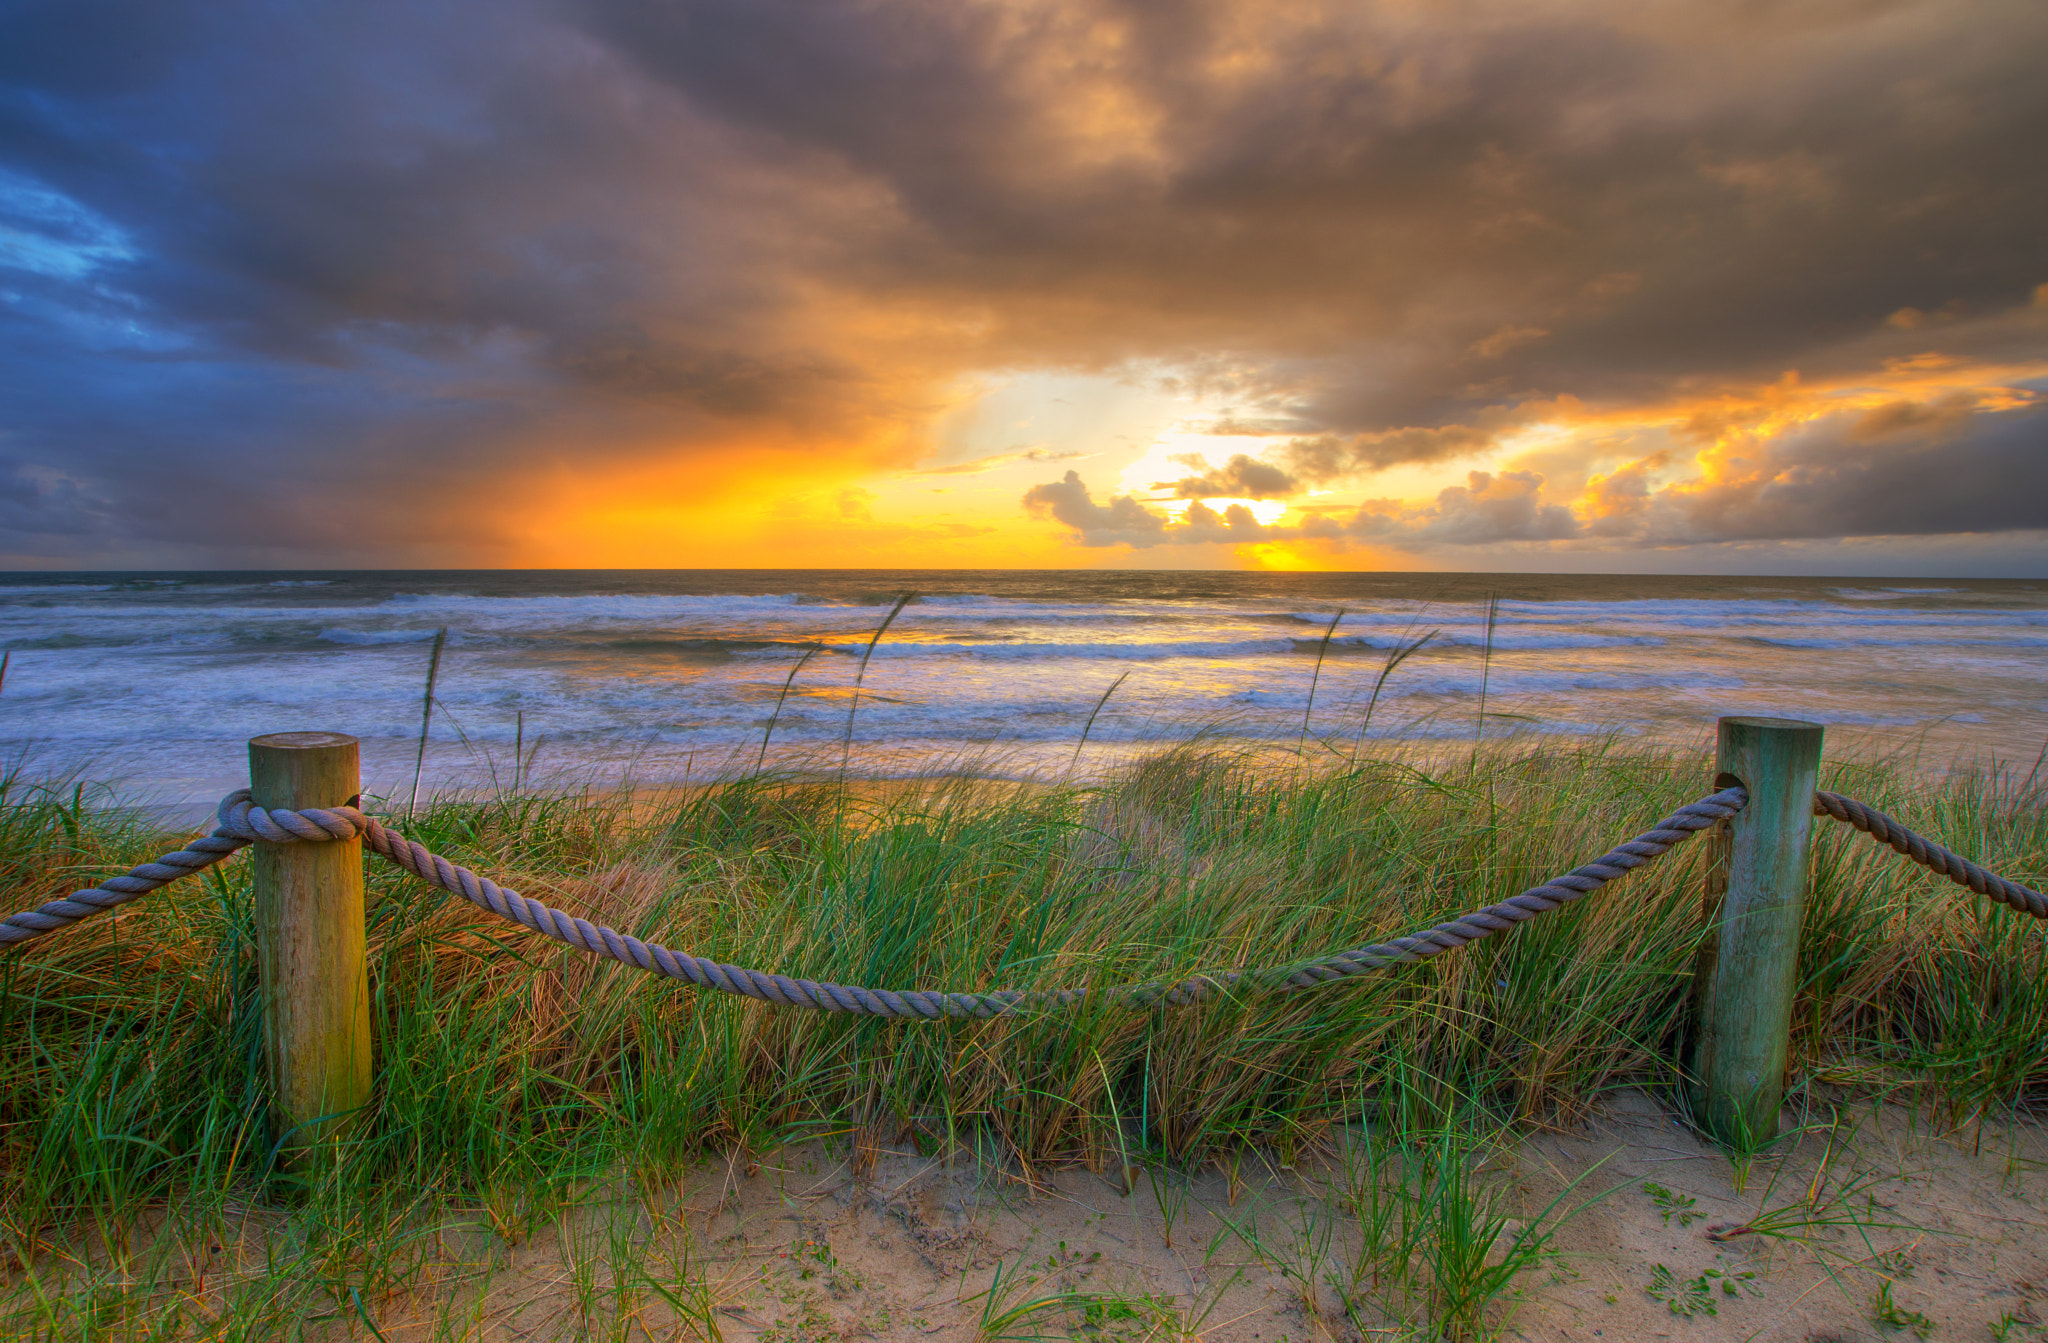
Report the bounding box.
[82,1088,2044,1341]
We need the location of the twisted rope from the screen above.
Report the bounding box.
[354,787,1754,1014]
[1815,790,2048,921]
[10,781,2036,1008]
[6,785,1743,1015]
[0,830,252,947]
[0,795,373,948]
[1255,786,1748,990]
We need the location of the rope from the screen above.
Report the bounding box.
[357,784,1752,1015]
[0,830,252,947]
[0,794,371,949]
[6,781,2038,1006]
[1815,790,2048,921]
[0,785,1741,1015]
[1248,786,1748,990]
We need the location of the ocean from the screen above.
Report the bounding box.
[2,570,2044,805]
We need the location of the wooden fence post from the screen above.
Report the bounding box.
[249,732,371,1164]
[1688,715,1825,1147]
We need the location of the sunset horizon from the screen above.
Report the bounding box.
[4,0,2044,576]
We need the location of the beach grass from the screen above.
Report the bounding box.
[0,738,2043,1337]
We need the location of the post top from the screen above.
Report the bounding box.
[249,731,359,750]
[1717,716,1825,733]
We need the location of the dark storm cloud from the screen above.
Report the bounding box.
[1624,398,2048,545]
[591,0,2048,418]
[2,0,2046,561]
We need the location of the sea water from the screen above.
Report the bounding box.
[1,570,2044,804]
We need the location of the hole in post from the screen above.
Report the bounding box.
[1715,770,1746,791]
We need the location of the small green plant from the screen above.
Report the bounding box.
[1991,1307,2046,1341]
[968,1259,1187,1342]
[968,1259,1072,1342]
[788,1236,862,1297]
[1302,1101,1613,1341]
[760,1292,835,1343]
[1707,1117,1925,1282]
[1643,1181,1703,1227]
[1142,1158,1191,1250]
[1078,1292,1180,1338]
[1872,1281,1933,1338]
[1646,1264,1760,1318]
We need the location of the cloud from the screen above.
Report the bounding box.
[1623,398,2048,545]
[1471,325,1549,360]
[1283,425,1499,482]
[1176,500,1286,543]
[1022,471,1169,547]
[3,0,2047,563]
[1154,452,1298,498]
[1361,471,1580,545]
[0,458,110,561]
[1317,395,2048,552]
[1024,470,1312,548]
[1024,393,2048,557]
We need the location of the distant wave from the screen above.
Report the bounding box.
[317,627,449,645]
[1744,635,2048,649]
[0,584,114,595]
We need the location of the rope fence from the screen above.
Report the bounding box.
[2,781,2040,1016]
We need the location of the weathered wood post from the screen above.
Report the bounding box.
[249,732,371,1164]
[1689,716,1825,1147]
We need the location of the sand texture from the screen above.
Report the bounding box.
[148,1090,2036,1341]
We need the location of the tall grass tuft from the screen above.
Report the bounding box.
[407,626,449,816]
[1070,670,1130,778]
[841,592,915,776]
[1353,626,1437,757]
[1473,592,1500,749]
[1299,608,1345,759]
[760,642,824,773]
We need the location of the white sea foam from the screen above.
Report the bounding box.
[1,572,2040,797]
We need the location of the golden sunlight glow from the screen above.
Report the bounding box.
[500,327,2045,570]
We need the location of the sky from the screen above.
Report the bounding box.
[2,0,2045,574]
